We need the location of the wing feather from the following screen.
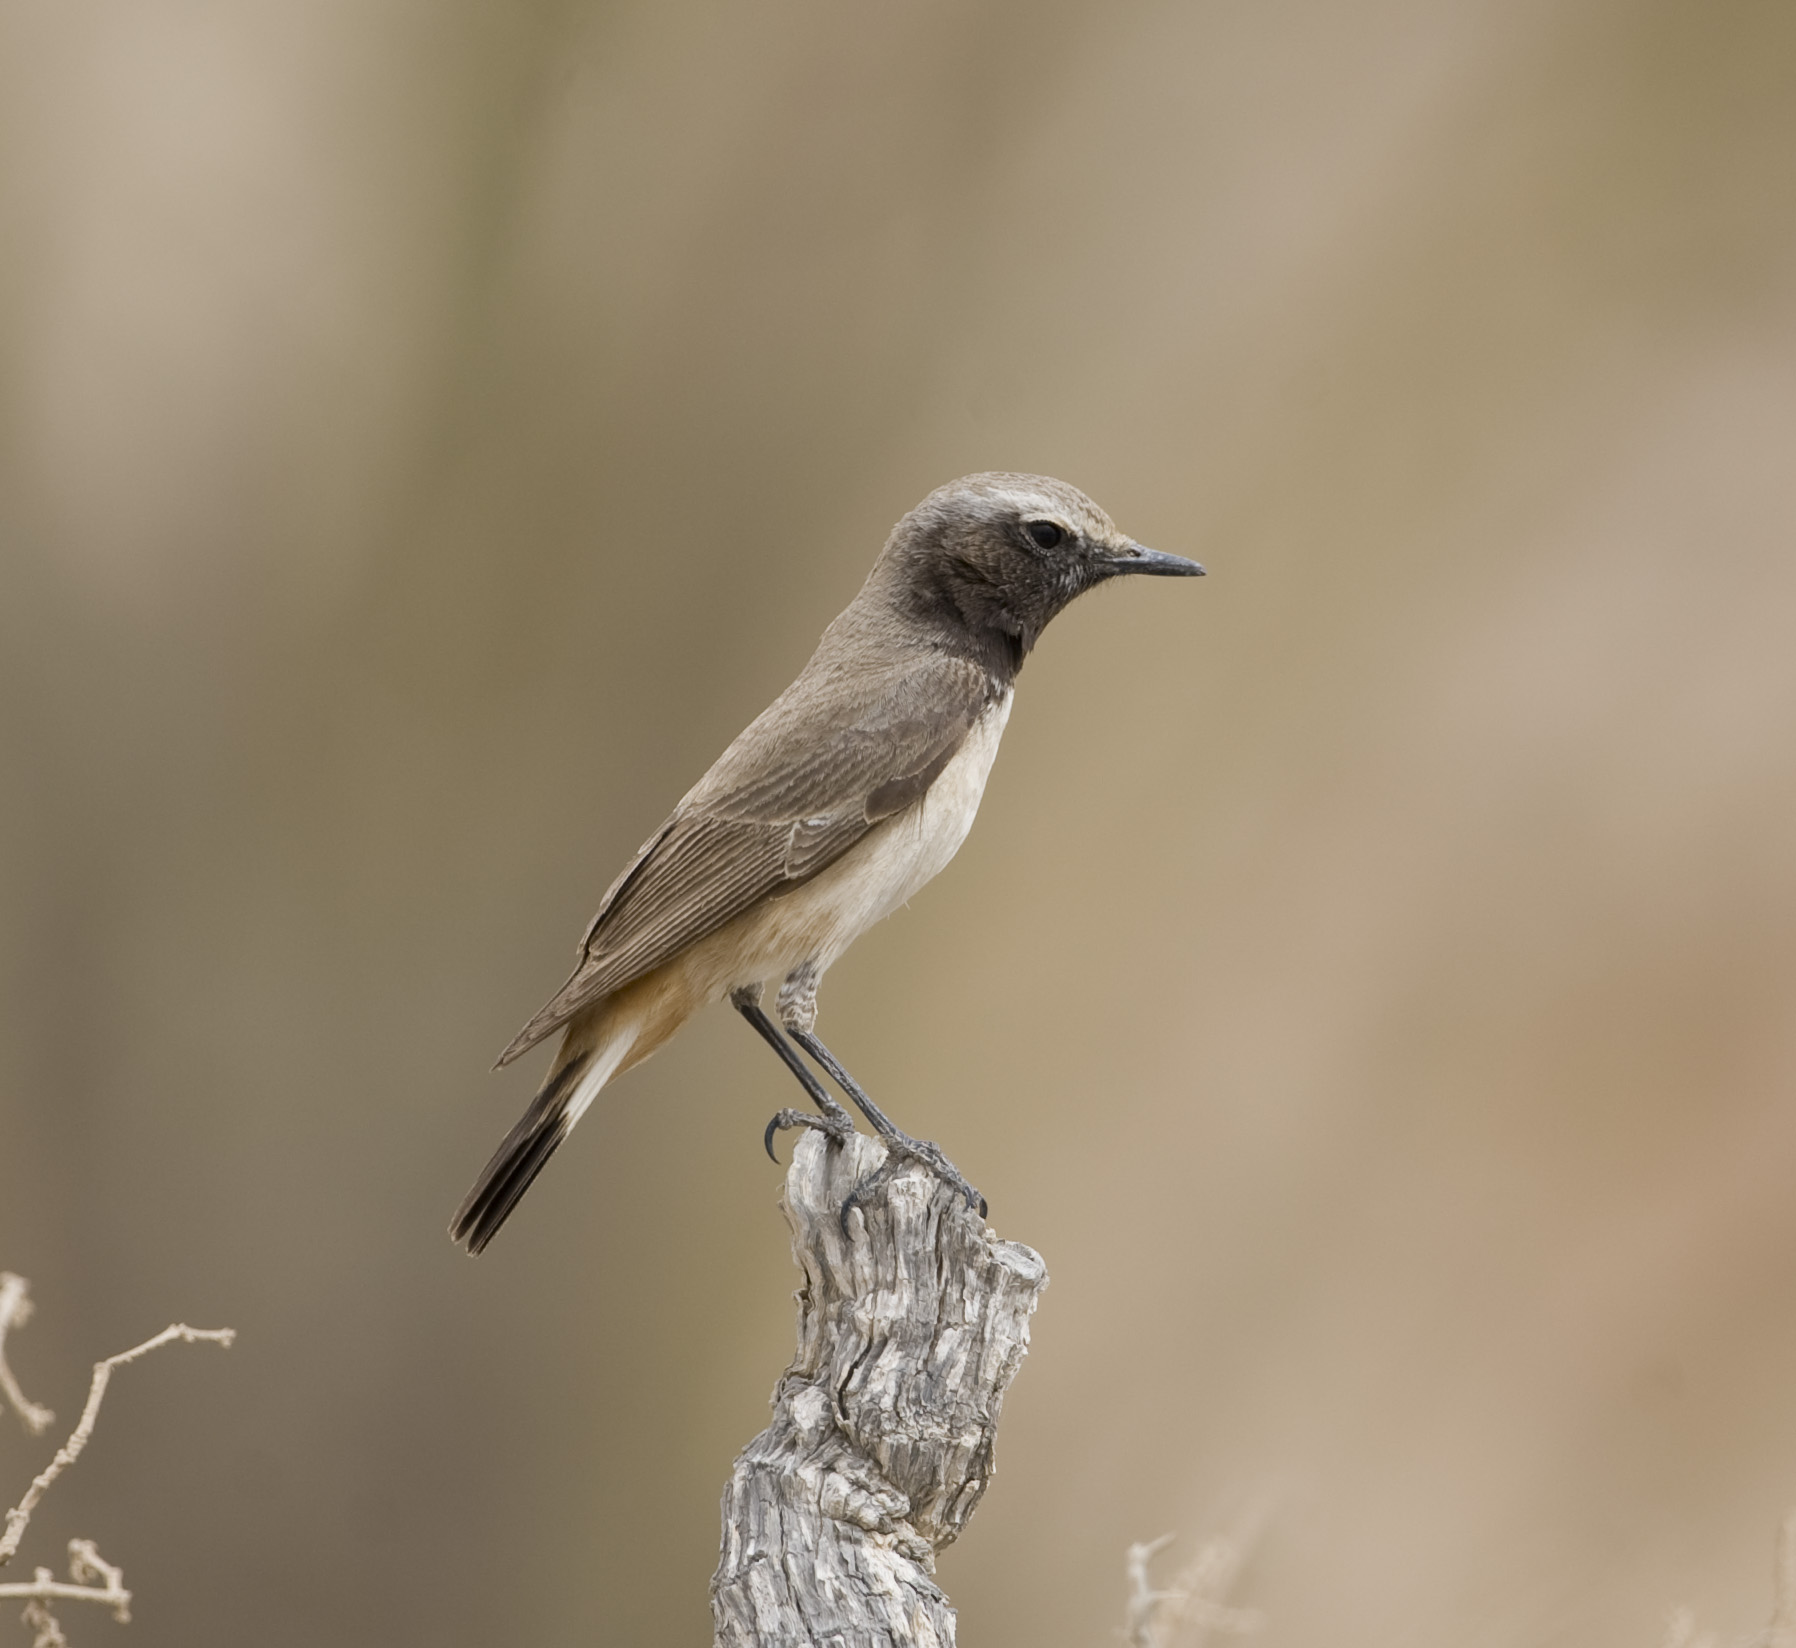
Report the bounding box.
[494,654,997,1067]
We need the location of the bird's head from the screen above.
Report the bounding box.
[877,473,1203,671]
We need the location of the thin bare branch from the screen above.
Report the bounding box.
[20,1595,70,1648]
[1665,1510,1796,1648]
[1123,1522,1265,1648]
[1661,1608,1714,1648]
[1,1323,234,1567]
[1126,1534,1182,1648]
[0,1538,132,1621]
[0,1275,55,1437]
[1762,1511,1796,1648]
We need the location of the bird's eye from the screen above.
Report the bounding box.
[1025,520,1065,550]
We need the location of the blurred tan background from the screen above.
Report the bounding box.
[3,0,1795,1643]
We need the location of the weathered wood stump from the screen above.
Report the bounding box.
[711,1130,1048,1647]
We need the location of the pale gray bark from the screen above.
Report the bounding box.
[712,1130,1048,1648]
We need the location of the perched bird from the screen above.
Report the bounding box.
[451,473,1202,1253]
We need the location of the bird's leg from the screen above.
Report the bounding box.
[779,983,991,1220]
[774,962,821,1038]
[731,985,853,1160]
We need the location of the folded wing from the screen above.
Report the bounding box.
[495,653,999,1066]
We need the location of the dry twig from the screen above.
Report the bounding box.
[0,1541,131,1623]
[20,1594,69,1648]
[1123,1523,1265,1648]
[1662,1511,1796,1648]
[1662,1608,1717,1648]
[1762,1512,1796,1648]
[0,1277,55,1439]
[2,1321,235,1568]
[1,1283,233,1643]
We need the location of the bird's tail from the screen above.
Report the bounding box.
[450,1015,634,1256]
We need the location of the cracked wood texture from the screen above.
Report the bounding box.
[712,1130,1048,1648]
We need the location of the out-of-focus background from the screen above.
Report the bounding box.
[3,0,1794,1643]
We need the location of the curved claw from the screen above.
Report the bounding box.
[836,1151,900,1234]
[838,1175,879,1236]
[953,1180,987,1218]
[765,1107,853,1166]
[894,1139,985,1222]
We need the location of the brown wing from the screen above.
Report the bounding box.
[494,654,997,1066]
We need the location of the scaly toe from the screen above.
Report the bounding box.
[839,1133,986,1225]
[899,1138,984,1217]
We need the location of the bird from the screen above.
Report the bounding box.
[450,472,1203,1254]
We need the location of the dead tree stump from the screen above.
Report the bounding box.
[711,1129,1048,1647]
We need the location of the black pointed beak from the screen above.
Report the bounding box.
[1105,543,1206,578]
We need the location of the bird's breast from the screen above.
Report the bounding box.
[901,687,1014,893]
[820,686,1014,949]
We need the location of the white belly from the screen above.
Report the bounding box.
[673,689,1014,998]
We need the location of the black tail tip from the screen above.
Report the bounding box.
[449,1109,574,1256]
[448,1209,499,1257]
[449,1051,591,1255]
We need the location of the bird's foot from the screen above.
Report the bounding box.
[778,1026,985,1225]
[841,1130,986,1232]
[764,1106,855,1163]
